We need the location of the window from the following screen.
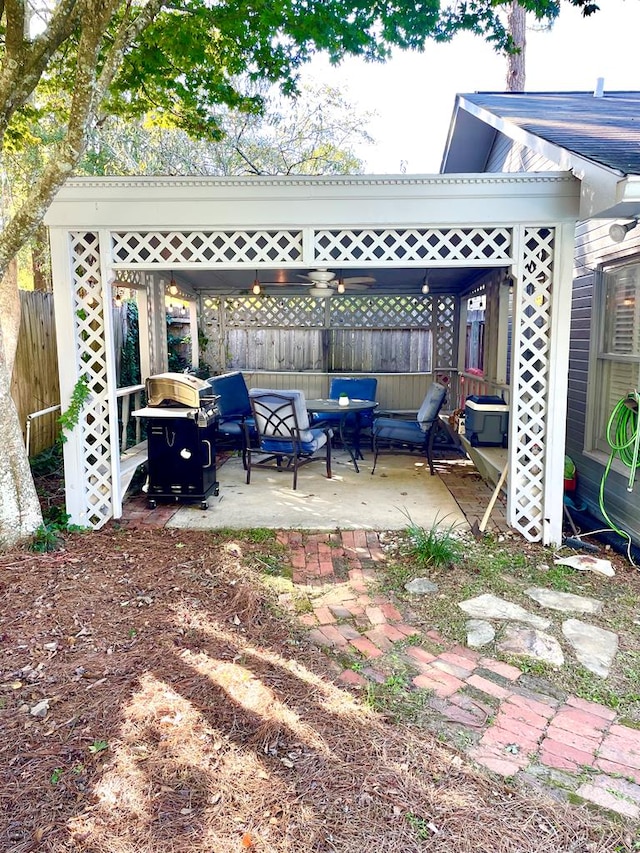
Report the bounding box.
[593,263,640,453]
[464,294,485,375]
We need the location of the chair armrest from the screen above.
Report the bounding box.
[374,409,418,420]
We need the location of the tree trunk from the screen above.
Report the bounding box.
[506,1,526,92]
[32,225,52,292]
[0,260,43,550]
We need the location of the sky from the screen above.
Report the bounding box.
[301,0,640,174]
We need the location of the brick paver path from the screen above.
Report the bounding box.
[120,458,636,819]
[276,529,640,821]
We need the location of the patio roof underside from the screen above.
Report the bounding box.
[160,263,492,298]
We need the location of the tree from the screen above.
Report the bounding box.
[78,81,375,176]
[506,1,528,91]
[0,0,597,548]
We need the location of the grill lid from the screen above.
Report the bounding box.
[146,372,213,408]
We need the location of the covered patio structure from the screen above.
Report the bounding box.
[45,172,580,544]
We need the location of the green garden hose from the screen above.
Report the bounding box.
[598,391,640,564]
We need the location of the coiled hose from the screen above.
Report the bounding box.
[598,391,640,565]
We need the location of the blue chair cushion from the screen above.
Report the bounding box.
[373,418,424,445]
[217,416,255,437]
[249,388,317,444]
[208,371,251,419]
[417,382,447,431]
[313,377,378,428]
[261,428,329,455]
[329,377,378,401]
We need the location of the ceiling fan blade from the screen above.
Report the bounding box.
[297,274,314,282]
[342,276,375,285]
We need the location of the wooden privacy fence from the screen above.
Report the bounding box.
[10,290,60,457]
[201,292,457,374]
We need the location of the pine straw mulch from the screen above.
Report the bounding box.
[0,526,635,853]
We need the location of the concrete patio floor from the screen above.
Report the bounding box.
[122,448,509,534]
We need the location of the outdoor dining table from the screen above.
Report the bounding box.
[305,398,379,473]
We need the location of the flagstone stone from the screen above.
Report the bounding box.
[404,577,439,594]
[458,593,551,629]
[525,587,603,615]
[496,624,565,668]
[561,619,618,678]
[466,618,495,648]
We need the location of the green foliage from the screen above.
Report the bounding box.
[167,314,191,372]
[364,670,431,723]
[58,378,91,444]
[29,443,63,477]
[88,740,109,755]
[29,506,85,553]
[50,768,64,785]
[402,512,465,569]
[79,81,373,177]
[405,813,436,841]
[244,528,277,544]
[119,300,141,388]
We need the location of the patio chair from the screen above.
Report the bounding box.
[207,371,256,467]
[311,376,378,443]
[371,382,447,476]
[246,389,333,490]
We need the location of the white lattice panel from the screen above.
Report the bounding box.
[201,296,221,327]
[314,228,512,263]
[510,228,555,542]
[70,232,113,527]
[434,295,456,369]
[330,294,432,327]
[112,230,303,265]
[114,269,142,285]
[225,296,325,328]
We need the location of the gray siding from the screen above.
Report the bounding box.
[486,134,560,172]
[568,227,640,544]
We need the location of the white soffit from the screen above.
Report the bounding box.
[44,173,580,230]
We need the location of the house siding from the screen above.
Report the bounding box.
[486,134,559,172]
[568,226,640,544]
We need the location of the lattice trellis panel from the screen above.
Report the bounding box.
[201,297,221,329]
[329,294,432,328]
[112,230,303,265]
[199,297,223,373]
[70,232,113,528]
[114,269,142,285]
[511,228,555,542]
[224,296,325,328]
[433,295,456,369]
[314,228,512,263]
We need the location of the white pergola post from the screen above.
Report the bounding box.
[507,224,568,544]
[50,228,86,523]
[542,222,575,545]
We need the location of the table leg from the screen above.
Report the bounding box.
[338,412,360,473]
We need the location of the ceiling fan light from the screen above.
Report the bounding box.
[252,280,261,295]
[337,280,346,294]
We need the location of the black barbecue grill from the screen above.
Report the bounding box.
[133,373,220,509]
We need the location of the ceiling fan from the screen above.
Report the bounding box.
[297,268,375,296]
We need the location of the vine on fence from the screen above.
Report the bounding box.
[57,377,91,443]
